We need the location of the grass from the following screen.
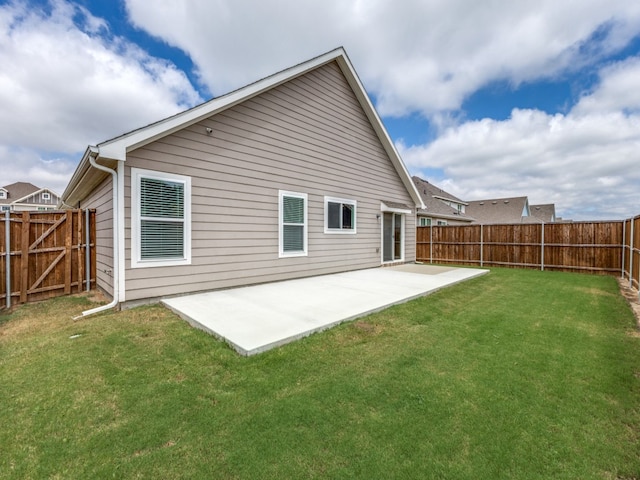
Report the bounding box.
[1,268,639,479]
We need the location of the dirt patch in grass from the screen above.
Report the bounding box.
[0,291,107,339]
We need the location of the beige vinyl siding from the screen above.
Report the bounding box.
[123,61,415,302]
[80,175,114,297]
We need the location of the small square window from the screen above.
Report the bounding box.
[42,192,51,201]
[324,197,356,234]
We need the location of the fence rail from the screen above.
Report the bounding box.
[417,218,639,288]
[1,209,96,309]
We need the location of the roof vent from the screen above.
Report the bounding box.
[492,201,497,205]
[479,202,484,205]
[504,200,509,204]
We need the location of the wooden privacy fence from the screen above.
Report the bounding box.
[1,210,96,309]
[417,220,639,284]
[623,215,640,290]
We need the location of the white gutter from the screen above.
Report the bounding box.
[74,148,119,318]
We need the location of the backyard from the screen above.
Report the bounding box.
[1,268,639,479]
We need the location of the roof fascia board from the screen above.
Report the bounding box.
[61,147,93,202]
[97,49,348,162]
[334,54,425,209]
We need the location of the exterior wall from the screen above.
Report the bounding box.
[80,176,114,297]
[122,61,416,302]
[11,192,60,211]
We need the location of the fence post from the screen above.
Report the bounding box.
[630,218,635,289]
[20,212,30,304]
[429,222,433,264]
[622,220,626,279]
[5,211,10,309]
[541,223,545,271]
[85,209,90,291]
[480,224,484,267]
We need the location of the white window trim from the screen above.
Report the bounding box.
[42,192,51,200]
[324,196,357,234]
[131,168,192,269]
[279,190,308,258]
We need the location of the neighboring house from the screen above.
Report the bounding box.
[61,48,425,307]
[530,204,557,223]
[465,196,543,224]
[413,176,559,225]
[0,182,60,211]
[412,176,474,226]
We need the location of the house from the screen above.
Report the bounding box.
[412,176,474,226]
[413,176,559,225]
[0,182,60,211]
[465,196,542,224]
[61,48,425,308]
[530,204,557,223]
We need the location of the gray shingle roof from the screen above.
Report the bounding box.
[412,176,474,222]
[466,196,543,224]
[0,182,40,204]
[530,204,556,223]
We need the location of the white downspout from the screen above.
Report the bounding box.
[74,149,119,318]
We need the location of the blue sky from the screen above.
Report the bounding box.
[1,0,640,219]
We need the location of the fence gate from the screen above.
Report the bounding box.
[1,209,96,309]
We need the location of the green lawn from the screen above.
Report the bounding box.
[1,268,639,479]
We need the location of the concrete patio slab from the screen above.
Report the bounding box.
[162,264,488,356]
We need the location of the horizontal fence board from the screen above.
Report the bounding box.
[417,220,637,281]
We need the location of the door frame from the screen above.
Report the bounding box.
[380,203,412,264]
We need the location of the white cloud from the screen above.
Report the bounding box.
[124,0,640,116]
[399,57,640,220]
[0,0,201,191]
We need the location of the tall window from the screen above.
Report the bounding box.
[324,196,356,234]
[279,191,307,257]
[132,168,191,268]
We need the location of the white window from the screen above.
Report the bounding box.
[42,192,51,201]
[131,168,191,268]
[324,196,356,234]
[437,220,448,226]
[419,217,431,226]
[0,191,6,199]
[279,190,307,257]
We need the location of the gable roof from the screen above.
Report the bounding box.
[62,47,424,209]
[412,176,474,222]
[530,204,556,223]
[0,182,59,206]
[466,196,543,224]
